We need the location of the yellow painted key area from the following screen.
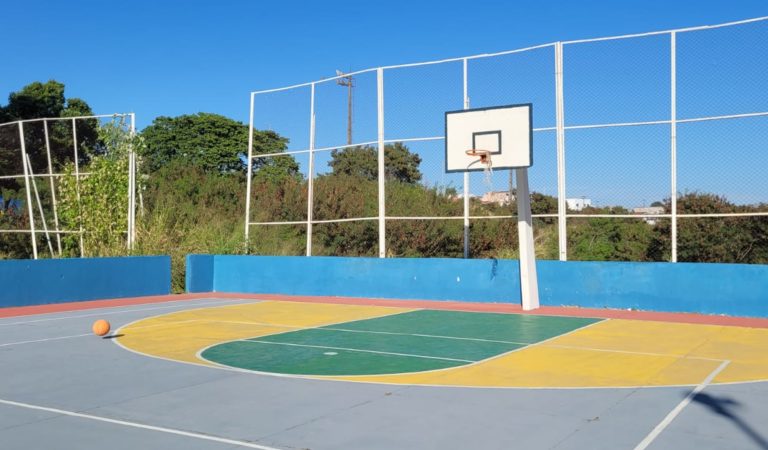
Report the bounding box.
[117,301,768,388]
[117,301,415,365]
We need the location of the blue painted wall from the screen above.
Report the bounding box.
[210,255,521,302]
[187,255,768,318]
[537,260,768,317]
[186,254,214,293]
[0,256,171,308]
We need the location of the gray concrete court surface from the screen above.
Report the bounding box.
[1,297,767,449]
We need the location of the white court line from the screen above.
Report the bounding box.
[0,320,202,348]
[633,360,731,450]
[204,319,532,346]
[196,317,608,380]
[544,343,727,363]
[310,326,531,346]
[238,339,475,363]
[0,333,92,347]
[0,398,281,450]
[0,298,254,326]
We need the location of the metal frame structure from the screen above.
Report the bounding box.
[0,113,137,259]
[244,16,768,263]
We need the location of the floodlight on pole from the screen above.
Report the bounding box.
[336,70,354,145]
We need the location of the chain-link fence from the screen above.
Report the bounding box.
[245,16,768,263]
[0,114,137,259]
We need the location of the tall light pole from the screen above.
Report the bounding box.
[336,70,354,145]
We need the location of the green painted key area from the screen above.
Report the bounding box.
[201,310,600,376]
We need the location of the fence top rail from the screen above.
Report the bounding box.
[562,15,768,45]
[0,113,133,128]
[250,15,768,96]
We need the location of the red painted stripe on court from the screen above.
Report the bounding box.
[0,293,209,318]
[2,291,768,329]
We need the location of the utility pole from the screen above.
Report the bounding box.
[336,70,354,145]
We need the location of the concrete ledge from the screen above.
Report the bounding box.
[186,255,768,318]
[0,256,171,308]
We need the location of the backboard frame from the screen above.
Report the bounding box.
[444,103,533,173]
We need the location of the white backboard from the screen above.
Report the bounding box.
[445,104,533,172]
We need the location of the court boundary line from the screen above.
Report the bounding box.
[114,301,768,390]
[0,298,257,327]
[0,319,203,348]
[0,398,281,450]
[0,333,92,348]
[633,360,731,450]
[0,293,223,319]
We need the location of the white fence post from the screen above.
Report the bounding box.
[244,93,256,252]
[462,58,471,259]
[555,42,567,261]
[306,83,316,256]
[43,119,63,256]
[72,118,85,257]
[670,31,678,263]
[18,122,38,259]
[377,68,386,258]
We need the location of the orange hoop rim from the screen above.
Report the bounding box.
[465,149,492,165]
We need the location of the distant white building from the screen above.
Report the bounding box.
[480,191,513,206]
[633,206,665,225]
[566,198,592,211]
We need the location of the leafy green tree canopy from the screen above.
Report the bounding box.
[1,80,94,121]
[0,81,97,189]
[647,192,767,263]
[140,113,299,180]
[328,142,422,183]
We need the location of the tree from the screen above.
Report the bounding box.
[140,113,298,179]
[3,81,66,119]
[57,118,140,257]
[647,192,768,263]
[328,142,422,183]
[0,81,98,189]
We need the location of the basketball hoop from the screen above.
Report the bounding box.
[466,149,494,188]
[465,149,492,166]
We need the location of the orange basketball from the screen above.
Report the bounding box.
[92,319,111,337]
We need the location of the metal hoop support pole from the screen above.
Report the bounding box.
[516,167,540,310]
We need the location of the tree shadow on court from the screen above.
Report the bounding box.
[691,392,768,449]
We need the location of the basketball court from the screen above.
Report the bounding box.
[2,293,768,449]
[1,14,767,450]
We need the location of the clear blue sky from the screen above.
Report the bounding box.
[2,0,765,129]
[2,1,767,207]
